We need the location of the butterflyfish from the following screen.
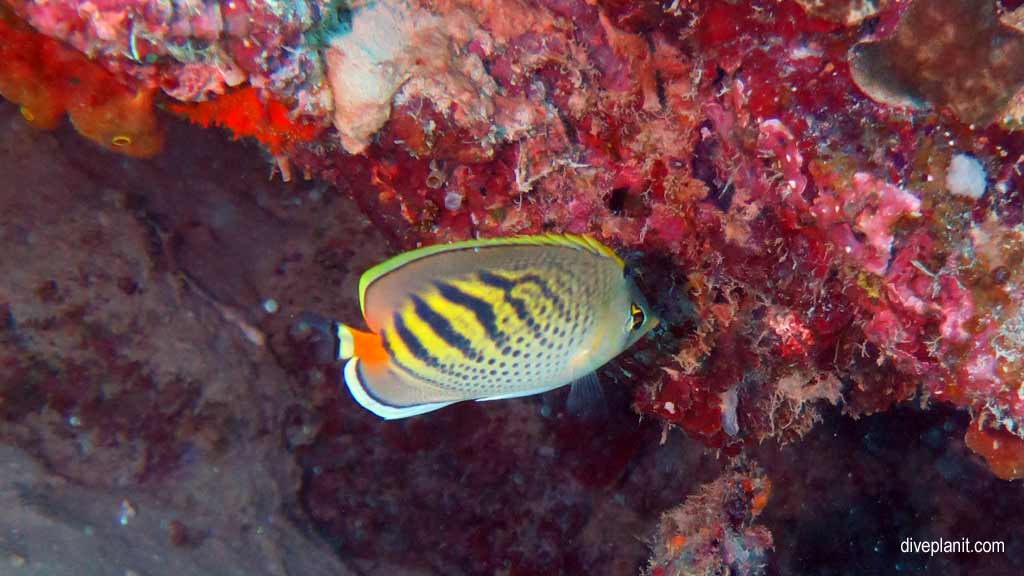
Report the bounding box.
[334,234,659,419]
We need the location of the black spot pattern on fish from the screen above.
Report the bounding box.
[417,251,621,394]
[517,273,569,319]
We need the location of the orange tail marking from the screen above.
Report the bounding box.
[350,327,389,367]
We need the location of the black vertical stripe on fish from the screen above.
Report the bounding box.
[410,294,480,361]
[380,328,447,386]
[433,281,505,344]
[476,271,541,335]
[380,327,395,357]
[476,270,517,290]
[503,292,532,327]
[392,312,443,370]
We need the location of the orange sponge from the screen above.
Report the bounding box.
[167,87,321,155]
[965,421,1024,481]
[0,11,163,157]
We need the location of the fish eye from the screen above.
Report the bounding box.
[629,302,645,331]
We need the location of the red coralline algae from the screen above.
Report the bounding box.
[795,0,888,25]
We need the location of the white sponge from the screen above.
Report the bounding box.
[946,153,987,200]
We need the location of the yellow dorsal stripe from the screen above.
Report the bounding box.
[358,234,624,314]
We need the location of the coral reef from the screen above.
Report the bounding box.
[3,0,327,109]
[645,465,772,576]
[167,86,324,179]
[3,0,1024,573]
[794,0,887,25]
[850,0,1024,125]
[0,8,163,156]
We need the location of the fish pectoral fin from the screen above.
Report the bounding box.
[343,359,460,420]
[566,371,607,419]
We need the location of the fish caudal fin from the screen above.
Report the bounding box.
[337,323,461,419]
[335,323,388,364]
[343,359,460,420]
[336,322,355,360]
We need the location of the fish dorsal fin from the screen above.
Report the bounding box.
[358,233,623,316]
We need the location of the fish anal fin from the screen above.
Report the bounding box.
[343,359,460,420]
[476,381,566,402]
